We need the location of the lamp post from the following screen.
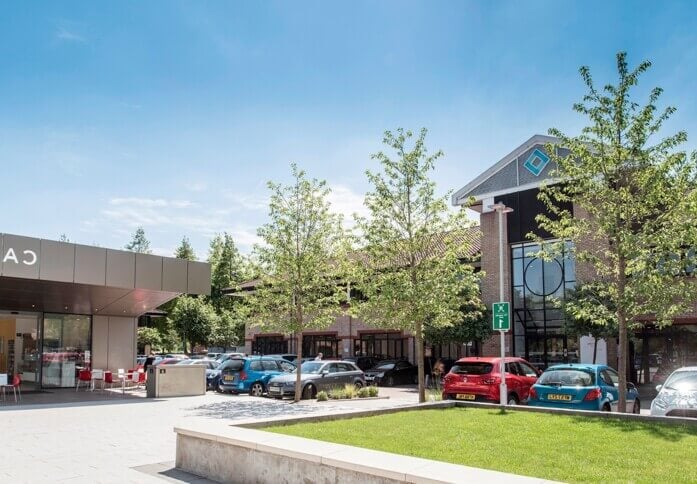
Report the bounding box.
[489,202,513,406]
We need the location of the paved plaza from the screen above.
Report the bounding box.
[1,387,419,483]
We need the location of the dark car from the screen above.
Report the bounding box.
[365,360,418,386]
[267,360,365,399]
[343,356,381,372]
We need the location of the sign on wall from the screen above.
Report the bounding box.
[2,247,38,266]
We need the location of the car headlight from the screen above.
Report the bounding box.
[653,396,667,409]
[283,381,295,387]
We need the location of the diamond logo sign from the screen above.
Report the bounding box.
[523,148,550,176]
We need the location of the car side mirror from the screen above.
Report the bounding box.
[655,384,663,392]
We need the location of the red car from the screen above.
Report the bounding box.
[442,357,540,405]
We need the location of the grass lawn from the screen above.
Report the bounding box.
[266,408,697,483]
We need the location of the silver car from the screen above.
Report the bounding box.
[267,360,365,399]
[650,366,697,418]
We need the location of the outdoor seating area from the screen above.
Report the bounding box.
[74,368,146,394]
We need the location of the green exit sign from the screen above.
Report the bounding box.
[492,302,510,331]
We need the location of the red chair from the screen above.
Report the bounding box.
[76,369,91,391]
[10,374,21,403]
[102,371,114,390]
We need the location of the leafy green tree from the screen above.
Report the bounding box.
[209,308,244,349]
[137,327,162,353]
[209,233,246,310]
[59,234,70,243]
[125,227,152,254]
[538,52,697,412]
[425,298,490,350]
[168,296,217,354]
[354,128,481,403]
[174,236,197,261]
[562,283,618,364]
[248,164,348,401]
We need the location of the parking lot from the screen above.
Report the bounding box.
[0,386,419,483]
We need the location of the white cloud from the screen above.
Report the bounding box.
[327,184,368,228]
[56,27,86,43]
[221,191,269,211]
[109,197,194,209]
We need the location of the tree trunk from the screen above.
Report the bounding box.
[415,321,426,403]
[294,331,303,402]
[592,336,598,365]
[617,255,628,413]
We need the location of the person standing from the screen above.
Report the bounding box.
[314,352,323,361]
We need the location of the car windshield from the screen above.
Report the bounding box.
[451,362,493,375]
[220,359,245,371]
[664,370,697,391]
[538,369,594,386]
[300,362,324,374]
[374,362,395,370]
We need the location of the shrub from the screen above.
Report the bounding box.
[317,391,328,401]
[427,388,442,401]
[328,387,346,399]
[367,385,379,397]
[357,387,370,398]
[343,384,357,399]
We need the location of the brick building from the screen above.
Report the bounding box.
[453,134,697,381]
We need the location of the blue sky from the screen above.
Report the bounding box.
[1,1,696,257]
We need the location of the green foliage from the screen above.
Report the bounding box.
[208,233,247,309]
[367,385,379,397]
[538,52,697,411]
[424,297,490,346]
[248,163,348,401]
[137,327,162,352]
[353,128,482,403]
[316,390,329,401]
[125,227,152,254]
[209,308,244,348]
[563,283,618,364]
[328,384,358,399]
[357,386,370,398]
[168,296,217,353]
[174,236,197,261]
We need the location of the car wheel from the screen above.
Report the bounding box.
[507,394,519,406]
[386,376,395,387]
[633,399,641,414]
[354,381,363,390]
[216,383,223,393]
[602,403,611,412]
[302,384,316,400]
[250,382,264,397]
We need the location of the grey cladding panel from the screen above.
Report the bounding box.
[106,249,135,288]
[74,245,107,286]
[39,240,75,282]
[467,161,518,198]
[162,257,188,293]
[2,234,41,279]
[517,145,558,185]
[135,253,163,290]
[187,261,211,295]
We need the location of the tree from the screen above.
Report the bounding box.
[209,233,246,310]
[174,236,197,261]
[424,299,490,351]
[125,227,152,254]
[538,52,697,412]
[354,128,482,403]
[209,308,243,350]
[563,283,618,364]
[168,296,217,354]
[137,327,162,353]
[59,234,70,243]
[248,163,347,402]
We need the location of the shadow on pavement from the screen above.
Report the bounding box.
[186,398,327,421]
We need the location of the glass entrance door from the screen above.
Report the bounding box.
[41,314,91,388]
[0,311,41,392]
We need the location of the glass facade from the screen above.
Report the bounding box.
[41,314,92,388]
[252,336,287,355]
[511,241,577,369]
[357,332,408,360]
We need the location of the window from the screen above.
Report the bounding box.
[601,369,618,387]
[249,360,263,371]
[221,359,245,371]
[395,361,410,370]
[511,241,577,368]
[261,360,279,371]
[326,363,340,373]
[358,332,407,359]
[516,362,539,377]
[337,363,353,372]
[538,369,594,386]
[252,336,287,355]
[279,361,295,372]
[41,314,91,388]
[450,362,493,375]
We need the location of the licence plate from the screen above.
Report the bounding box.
[456,394,476,400]
[223,375,234,382]
[547,394,572,401]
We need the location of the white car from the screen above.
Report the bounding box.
[650,366,697,418]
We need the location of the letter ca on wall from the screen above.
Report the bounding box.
[2,248,38,266]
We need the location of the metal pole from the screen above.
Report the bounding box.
[498,206,508,407]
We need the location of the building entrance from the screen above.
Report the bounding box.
[0,311,41,393]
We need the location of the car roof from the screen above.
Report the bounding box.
[545,363,604,371]
[454,357,501,363]
[671,366,697,372]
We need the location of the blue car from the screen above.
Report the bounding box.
[528,364,641,413]
[214,356,296,396]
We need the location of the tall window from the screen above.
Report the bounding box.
[511,241,576,368]
[41,314,91,388]
[252,336,287,355]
